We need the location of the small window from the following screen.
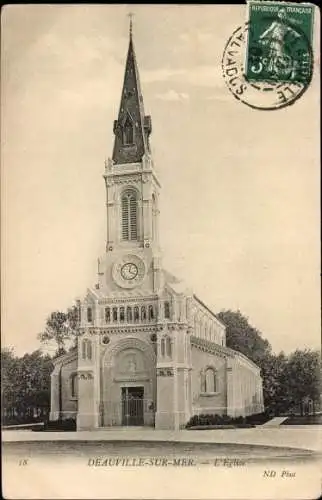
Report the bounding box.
[141,306,146,321]
[71,374,78,398]
[87,340,92,360]
[87,307,93,323]
[82,339,92,360]
[105,307,110,323]
[161,338,165,357]
[205,368,217,393]
[164,301,170,319]
[120,307,125,322]
[126,306,132,322]
[112,307,118,322]
[166,336,172,357]
[134,306,139,322]
[152,193,157,241]
[148,305,154,321]
[201,372,207,393]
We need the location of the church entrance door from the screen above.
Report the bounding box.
[121,386,144,426]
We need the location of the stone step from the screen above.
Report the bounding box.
[261,417,288,427]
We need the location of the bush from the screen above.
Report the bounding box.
[244,412,270,425]
[186,412,269,428]
[33,418,76,432]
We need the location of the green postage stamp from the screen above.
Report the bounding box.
[245,1,314,84]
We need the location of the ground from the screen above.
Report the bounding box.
[281,414,322,425]
[3,427,321,500]
[3,426,322,452]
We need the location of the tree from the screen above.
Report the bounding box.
[285,349,321,414]
[260,351,291,415]
[217,309,272,365]
[38,304,80,356]
[1,348,54,424]
[1,347,18,412]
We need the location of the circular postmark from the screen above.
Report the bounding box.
[222,20,313,110]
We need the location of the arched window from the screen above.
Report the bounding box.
[87,340,92,360]
[87,307,93,323]
[148,305,154,321]
[152,193,157,241]
[161,338,165,357]
[121,190,138,241]
[205,368,217,393]
[123,116,134,145]
[166,336,172,357]
[82,339,92,360]
[71,373,78,398]
[134,306,139,322]
[119,307,125,322]
[141,306,146,321]
[164,301,170,319]
[105,307,110,323]
[126,306,132,322]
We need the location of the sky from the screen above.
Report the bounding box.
[1,5,320,356]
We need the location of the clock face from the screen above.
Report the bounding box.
[121,262,138,280]
[112,254,146,289]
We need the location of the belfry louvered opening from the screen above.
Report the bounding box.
[123,116,134,145]
[121,189,138,240]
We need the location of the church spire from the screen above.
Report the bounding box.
[112,16,152,165]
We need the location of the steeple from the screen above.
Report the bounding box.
[112,18,152,165]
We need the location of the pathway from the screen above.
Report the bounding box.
[3,426,322,452]
[261,417,288,427]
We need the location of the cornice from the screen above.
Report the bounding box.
[77,370,94,380]
[190,335,232,359]
[81,325,163,336]
[157,368,174,377]
[98,295,159,304]
[79,322,188,336]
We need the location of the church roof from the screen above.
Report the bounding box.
[112,21,151,164]
[52,347,77,367]
[191,335,261,372]
[193,294,226,328]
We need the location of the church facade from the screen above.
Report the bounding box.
[50,25,264,430]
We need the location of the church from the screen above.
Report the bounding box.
[50,22,264,430]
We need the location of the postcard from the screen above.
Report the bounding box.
[1,3,321,499]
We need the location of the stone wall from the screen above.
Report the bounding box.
[50,353,78,421]
[226,354,264,417]
[61,357,78,419]
[191,346,227,416]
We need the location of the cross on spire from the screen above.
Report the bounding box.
[128,12,134,37]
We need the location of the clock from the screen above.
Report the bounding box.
[121,262,138,280]
[112,254,146,289]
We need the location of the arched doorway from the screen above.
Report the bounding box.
[101,337,156,427]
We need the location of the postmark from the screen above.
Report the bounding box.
[222,2,315,110]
